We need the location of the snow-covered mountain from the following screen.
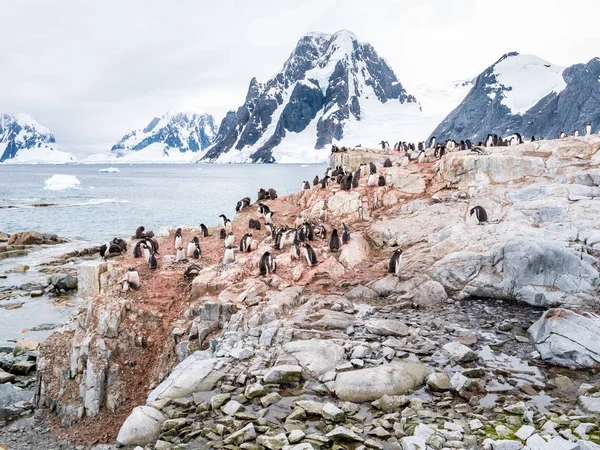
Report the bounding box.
[412,79,473,116]
[201,30,431,163]
[429,52,600,142]
[110,112,217,162]
[0,113,75,164]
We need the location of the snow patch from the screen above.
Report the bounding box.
[43,174,81,191]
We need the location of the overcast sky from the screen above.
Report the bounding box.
[1,0,599,157]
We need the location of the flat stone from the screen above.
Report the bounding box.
[263,365,303,384]
[491,440,523,450]
[256,433,289,449]
[371,394,410,412]
[442,342,479,363]
[260,392,281,407]
[288,429,306,444]
[426,372,452,391]
[231,347,254,360]
[0,371,16,384]
[322,402,345,422]
[9,360,36,375]
[211,393,231,410]
[244,383,265,399]
[365,319,410,337]
[515,425,535,441]
[326,426,364,443]
[222,400,243,416]
[223,423,257,445]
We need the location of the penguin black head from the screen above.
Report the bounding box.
[128,267,136,271]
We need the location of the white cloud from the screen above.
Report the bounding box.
[1,0,598,157]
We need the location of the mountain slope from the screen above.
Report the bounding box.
[111,112,217,162]
[201,30,423,163]
[0,113,75,164]
[429,52,600,142]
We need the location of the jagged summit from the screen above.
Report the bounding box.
[201,30,419,163]
[111,111,217,161]
[0,113,75,163]
[428,51,600,142]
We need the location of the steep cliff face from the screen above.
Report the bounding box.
[0,113,75,163]
[111,112,217,161]
[429,53,600,142]
[202,30,419,163]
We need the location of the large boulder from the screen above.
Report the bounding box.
[147,356,219,402]
[116,406,165,447]
[0,383,32,408]
[283,339,346,379]
[8,231,63,246]
[334,361,430,402]
[528,309,600,368]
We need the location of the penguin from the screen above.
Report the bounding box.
[148,251,158,269]
[235,200,243,212]
[135,226,145,239]
[200,223,209,237]
[175,247,186,262]
[369,162,377,174]
[367,173,377,187]
[418,142,425,151]
[265,211,274,225]
[240,233,252,252]
[317,224,327,240]
[383,159,392,168]
[113,238,127,252]
[219,228,227,239]
[258,203,270,217]
[268,188,278,200]
[417,150,425,164]
[515,132,523,145]
[184,264,201,279]
[145,237,159,254]
[342,223,350,244]
[320,176,329,189]
[250,239,259,251]
[460,140,467,151]
[327,167,333,178]
[187,237,199,258]
[428,136,436,148]
[352,169,360,188]
[225,219,233,234]
[294,214,304,228]
[302,181,310,190]
[303,243,318,265]
[360,163,368,177]
[257,188,267,201]
[492,134,499,146]
[218,214,228,228]
[275,228,288,250]
[559,131,566,139]
[378,175,386,186]
[174,228,183,249]
[465,140,473,150]
[290,243,301,260]
[121,267,140,291]
[259,251,276,276]
[388,249,403,277]
[266,223,276,239]
[573,129,579,137]
[470,206,488,224]
[342,173,353,190]
[133,240,144,258]
[319,206,328,222]
[531,136,536,142]
[329,228,340,252]
[193,243,201,259]
[303,222,314,241]
[224,232,235,248]
[585,123,592,136]
[484,134,494,147]
[142,243,151,261]
[386,171,392,186]
[401,154,409,166]
[313,175,319,186]
[223,246,235,264]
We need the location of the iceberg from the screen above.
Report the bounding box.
[99,167,120,173]
[43,174,81,191]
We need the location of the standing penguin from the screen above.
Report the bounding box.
[200,223,209,237]
[320,176,330,189]
[265,211,274,225]
[378,175,386,186]
[428,136,436,148]
[367,173,377,187]
[290,243,301,260]
[388,249,403,277]
[302,181,310,190]
[187,237,199,258]
[401,153,409,166]
[342,223,350,244]
[585,123,592,136]
[240,233,252,252]
[219,214,228,228]
[259,251,277,276]
[352,169,360,188]
[219,229,227,239]
[559,131,566,139]
[225,218,233,234]
[224,232,235,247]
[133,240,144,258]
[223,246,235,264]
[302,243,318,265]
[313,175,319,186]
[470,206,488,224]
[193,242,201,259]
[329,228,340,252]
[418,150,425,164]
[573,129,579,137]
[175,247,186,262]
[369,162,377,174]
[174,228,183,249]
[148,250,158,269]
[121,267,140,291]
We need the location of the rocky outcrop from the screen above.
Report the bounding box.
[7,231,65,246]
[528,309,600,368]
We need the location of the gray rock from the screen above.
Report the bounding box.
[221,400,243,416]
[0,383,32,409]
[365,319,410,337]
[257,432,289,449]
[334,361,429,402]
[491,441,523,450]
[283,339,346,379]
[223,423,257,445]
[528,309,600,368]
[326,426,364,443]
[441,342,479,363]
[263,365,303,384]
[426,372,452,391]
[116,406,165,447]
[322,402,345,422]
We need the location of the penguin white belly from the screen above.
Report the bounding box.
[174,236,182,248]
[187,242,195,257]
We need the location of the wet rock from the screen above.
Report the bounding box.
[578,396,600,413]
[528,309,600,368]
[257,433,289,449]
[326,426,364,443]
[0,369,15,384]
[371,394,409,412]
[210,393,231,410]
[223,423,257,445]
[365,319,410,337]
[222,399,243,416]
[322,402,345,422]
[334,361,429,402]
[263,365,303,384]
[116,406,165,447]
[260,392,281,407]
[283,339,346,379]
[244,383,265,399]
[426,372,452,391]
[515,425,535,440]
[288,429,306,444]
[9,360,36,375]
[441,342,479,363]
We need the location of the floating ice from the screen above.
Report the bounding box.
[43,174,81,191]
[99,167,120,173]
